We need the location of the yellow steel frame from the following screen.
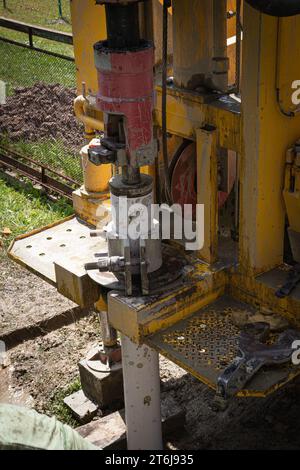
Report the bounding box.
[68,0,300,328]
[9,1,300,398]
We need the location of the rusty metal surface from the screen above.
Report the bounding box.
[171,142,197,219]
[147,296,300,396]
[107,249,228,342]
[170,143,236,220]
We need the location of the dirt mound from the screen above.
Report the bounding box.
[0,83,84,151]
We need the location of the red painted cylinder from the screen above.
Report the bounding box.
[94,41,155,167]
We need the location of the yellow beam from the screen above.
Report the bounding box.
[154,86,241,152]
[196,127,218,263]
[240,4,300,275]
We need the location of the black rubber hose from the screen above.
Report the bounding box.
[246,0,300,17]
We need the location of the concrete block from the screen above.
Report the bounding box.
[76,397,186,449]
[77,410,127,450]
[64,389,99,424]
[79,359,124,408]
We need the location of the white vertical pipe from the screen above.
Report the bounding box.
[121,334,163,450]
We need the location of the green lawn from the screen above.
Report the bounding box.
[0,135,83,182]
[0,0,74,87]
[0,40,76,95]
[0,4,83,428]
[0,0,73,56]
[0,174,73,249]
[0,26,74,57]
[0,0,72,32]
[12,139,83,182]
[0,2,80,209]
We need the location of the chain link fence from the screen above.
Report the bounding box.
[0,5,85,191]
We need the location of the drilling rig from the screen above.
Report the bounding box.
[9,0,300,449]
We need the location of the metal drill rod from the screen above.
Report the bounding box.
[98,310,118,348]
[105,2,140,49]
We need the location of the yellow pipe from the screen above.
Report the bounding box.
[73,95,104,133]
[73,95,111,193]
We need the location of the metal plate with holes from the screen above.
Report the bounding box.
[8,216,107,305]
[147,296,300,397]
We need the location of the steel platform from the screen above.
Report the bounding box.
[8,216,106,307]
[147,296,300,397]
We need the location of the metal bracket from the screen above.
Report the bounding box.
[216,322,300,402]
[88,145,116,165]
[275,264,300,298]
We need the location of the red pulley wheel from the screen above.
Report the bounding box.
[170,142,236,220]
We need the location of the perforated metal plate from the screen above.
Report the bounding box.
[8,216,108,306]
[162,307,240,374]
[8,216,107,284]
[147,296,300,397]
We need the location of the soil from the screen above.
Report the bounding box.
[0,83,84,151]
[1,255,300,449]
[4,315,100,415]
[160,357,300,450]
[0,256,100,414]
[0,256,76,338]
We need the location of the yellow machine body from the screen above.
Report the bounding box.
[9,1,300,398]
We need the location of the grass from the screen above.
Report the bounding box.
[0,135,83,185]
[0,4,83,429]
[0,173,73,249]
[47,378,81,427]
[0,0,73,57]
[0,41,76,95]
[0,0,75,94]
[0,0,72,33]
[3,137,83,182]
[0,3,78,247]
[0,27,74,57]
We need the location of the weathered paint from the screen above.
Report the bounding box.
[240,5,300,275]
[95,44,155,168]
